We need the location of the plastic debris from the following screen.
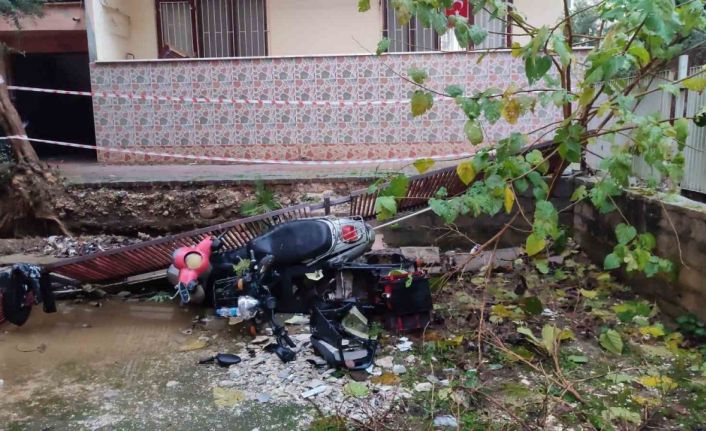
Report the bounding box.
[433,415,459,428]
[396,337,413,351]
[301,385,329,398]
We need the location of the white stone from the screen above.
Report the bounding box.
[392,365,407,375]
[376,356,394,369]
[433,415,459,428]
[301,385,329,398]
[165,380,179,388]
[414,382,433,392]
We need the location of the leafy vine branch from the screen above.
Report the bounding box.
[361,0,706,281]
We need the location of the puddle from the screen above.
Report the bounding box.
[0,300,311,430]
[0,301,197,385]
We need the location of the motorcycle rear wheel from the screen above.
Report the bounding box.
[1,274,32,326]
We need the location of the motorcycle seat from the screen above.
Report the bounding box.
[249,219,332,265]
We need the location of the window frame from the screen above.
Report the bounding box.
[154,0,268,59]
[381,0,513,53]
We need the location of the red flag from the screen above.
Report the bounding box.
[445,0,469,18]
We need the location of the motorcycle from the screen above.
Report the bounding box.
[167,216,433,368]
[0,264,56,326]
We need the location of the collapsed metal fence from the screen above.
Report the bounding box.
[44,164,467,284]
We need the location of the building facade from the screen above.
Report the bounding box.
[83,0,563,163]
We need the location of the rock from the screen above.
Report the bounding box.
[277,369,291,379]
[405,355,416,364]
[392,365,407,375]
[301,385,328,398]
[103,389,120,399]
[376,356,394,369]
[251,336,270,344]
[284,315,309,325]
[348,371,369,382]
[427,375,440,384]
[396,338,413,352]
[256,393,271,403]
[307,379,325,388]
[199,205,218,219]
[433,415,459,428]
[165,380,179,388]
[414,382,433,392]
[218,380,237,387]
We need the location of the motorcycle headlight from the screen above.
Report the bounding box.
[184,252,203,270]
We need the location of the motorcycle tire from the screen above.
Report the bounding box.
[2,273,32,326]
[40,273,57,314]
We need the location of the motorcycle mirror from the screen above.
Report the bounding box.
[259,254,275,273]
[210,237,222,251]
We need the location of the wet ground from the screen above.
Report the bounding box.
[0,300,311,431]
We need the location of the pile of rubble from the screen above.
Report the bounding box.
[39,233,154,257]
[201,329,416,423]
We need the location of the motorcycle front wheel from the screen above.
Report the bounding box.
[1,272,32,326]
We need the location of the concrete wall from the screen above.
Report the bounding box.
[268,0,383,56]
[513,0,563,42]
[573,180,706,320]
[86,0,158,61]
[86,0,564,61]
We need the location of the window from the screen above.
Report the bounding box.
[383,0,509,53]
[155,0,267,58]
[383,1,439,52]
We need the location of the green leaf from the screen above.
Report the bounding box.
[615,223,637,245]
[555,123,584,163]
[413,158,435,174]
[357,0,370,12]
[525,233,546,257]
[411,91,433,117]
[503,186,514,214]
[520,296,543,316]
[408,67,428,85]
[456,161,476,185]
[534,259,550,274]
[382,174,409,197]
[578,86,595,107]
[517,326,541,345]
[605,407,641,425]
[464,119,484,145]
[511,41,523,58]
[445,85,464,97]
[343,381,369,398]
[604,253,621,270]
[568,355,588,364]
[374,196,397,221]
[469,24,488,45]
[628,45,650,67]
[638,233,656,251]
[675,118,689,149]
[570,185,587,202]
[525,55,552,85]
[660,83,680,97]
[551,34,571,67]
[525,149,543,166]
[599,329,623,355]
[376,38,390,56]
[683,75,706,93]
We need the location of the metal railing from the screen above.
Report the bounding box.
[44,164,466,283]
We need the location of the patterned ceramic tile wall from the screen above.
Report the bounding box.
[90,52,561,163]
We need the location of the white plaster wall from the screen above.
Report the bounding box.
[267,0,383,56]
[88,0,158,61]
[513,0,564,42]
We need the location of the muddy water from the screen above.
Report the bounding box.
[1,301,196,385]
[0,301,311,431]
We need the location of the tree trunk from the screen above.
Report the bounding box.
[0,73,69,236]
[0,74,39,164]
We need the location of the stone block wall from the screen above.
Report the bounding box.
[573,181,706,320]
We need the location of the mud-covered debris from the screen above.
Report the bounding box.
[178,339,208,352]
[415,382,433,392]
[212,387,246,407]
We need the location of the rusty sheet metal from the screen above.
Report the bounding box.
[44,147,558,285]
